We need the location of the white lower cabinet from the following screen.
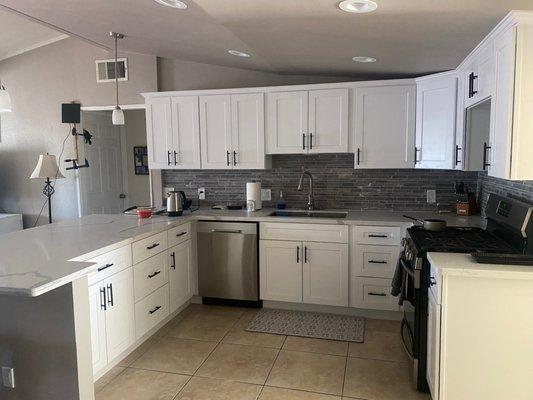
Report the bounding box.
[88,283,108,374]
[168,240,193,314]
[427,288,441,400]
[350,276,399,311]
[135,284,170,339]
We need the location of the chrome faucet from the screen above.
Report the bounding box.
[297,170,315,210]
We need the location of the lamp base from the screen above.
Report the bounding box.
[43,178,54,224]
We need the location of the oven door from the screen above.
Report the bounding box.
[400,258,417,361]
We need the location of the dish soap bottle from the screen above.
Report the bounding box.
[276,190,287,210]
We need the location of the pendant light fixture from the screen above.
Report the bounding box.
[0,80,12,113]
[110,31,125,125]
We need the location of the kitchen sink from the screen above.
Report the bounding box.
[268,210,348,219]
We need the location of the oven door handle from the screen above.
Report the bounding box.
[401,317,415,360]
[400,257,421,290]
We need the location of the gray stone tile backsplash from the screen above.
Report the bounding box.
[162,154,481,211]
[478,172,533,213]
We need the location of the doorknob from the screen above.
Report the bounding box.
[119,193,126,199]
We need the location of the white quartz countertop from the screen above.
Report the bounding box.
[0,208,483,297]
[428,252,533,280]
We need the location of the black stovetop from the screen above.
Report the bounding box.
[408,226,516,254]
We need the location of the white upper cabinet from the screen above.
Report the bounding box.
[231,93,265,169]
[415,74,458,170]
[464,41,495,109]
[200,93,266,169]
[266,89,348,154]
[354,85,416,169]
[146,96,201,169]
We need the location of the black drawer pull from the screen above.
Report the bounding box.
[430,277,437,286]
[170,252,176,269]
[368,234,388,238]
[147,243,160,250]
[149,305,162,314]
[368,292,387,297]
[368,260,387,264]
[176,232,187,237]
[97,263,114,272]
[148,270,161,279]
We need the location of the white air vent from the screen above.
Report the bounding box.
[95,58,128,83]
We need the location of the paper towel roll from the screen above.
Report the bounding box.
[246,182,262,210]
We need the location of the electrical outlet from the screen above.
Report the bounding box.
[261,189,271,201]
[427,189,437,204]
[2,367,15,388]
[198,187,206,200]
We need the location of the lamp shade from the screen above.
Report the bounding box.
[0,86,12,113]
[30,154,65,179]
[112,106,125,125]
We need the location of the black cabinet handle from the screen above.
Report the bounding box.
[147,243,160,250]
[296,246,300,263]
[468,72,478,98]
[173,151,178,165]
[97,263,114,272]
[309,133,313,150]
[368,260,388,264]
[414,147,420,165]
[170,252,176,270]
[455,144,462,166]
[302,133,306,150]
[167,151,171,165]
[149,305,162,315]
[107,283,114,306]
[430,277,437,286]
[356,148,361,165]
[226,150,230,166]
[148,270,161,279]
[100,287,107,311]
[304,246,308,263]
[176,232,187,237]
[368,292,387,297]
[368,234,388,238]
[233,150,237,166]
[483,142,491,170]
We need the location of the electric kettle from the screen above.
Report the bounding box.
[166,191,185,216]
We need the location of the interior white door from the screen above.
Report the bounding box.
[355,85,416,168]
[88,282,108,376]
[231,93,265,169]
[308,89,349,153]
[489,27,516,179]
[259,240,302,302]
[146,97,173,169]
[104,267,135,362]
[170,96,201,169]
[302,242,348,306]
[266,91,308,154]
[199,95,232,169]
[427,290,441,400]
[416,75,457,169]
[168,240,192,314]
[81,111,125,214]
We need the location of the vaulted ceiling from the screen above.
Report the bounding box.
[1,0,533,78]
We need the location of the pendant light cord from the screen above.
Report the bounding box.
[114,34,119,107]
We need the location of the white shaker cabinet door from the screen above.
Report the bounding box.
[231,93,265,169]
[427,289,441,400]
[88,282,108,376]
[104,267,135,362]
[302,242,348,307]
[170,96,201,169]
[308,88,349,154]
[266,91,308,154]
[355,85,416,169]
[168,240,193,314]
[260,240,303,302]
[199,95,233,169]
[415,74,457,170]
[146,97,173,169]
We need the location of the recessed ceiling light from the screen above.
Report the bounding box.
[352,56,377,63]
[339,0,378,13]
[154,0,187,9]
[228,50,251,58]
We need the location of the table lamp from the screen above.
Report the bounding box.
[30,154,65,224]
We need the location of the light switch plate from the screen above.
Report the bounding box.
[2,367,15,388]
[261,189,271,201]
[427,189,437,204]
[198,187,206,200]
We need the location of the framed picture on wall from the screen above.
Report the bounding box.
[134,146,149,175]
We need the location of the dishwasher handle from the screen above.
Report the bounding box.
[211,229,243,234]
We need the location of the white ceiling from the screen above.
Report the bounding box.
[0,8,67,61]
[1,1,533,77]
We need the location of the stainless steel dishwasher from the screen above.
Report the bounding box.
[197,221,259,305]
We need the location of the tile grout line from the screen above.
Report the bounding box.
[257,334,288,399]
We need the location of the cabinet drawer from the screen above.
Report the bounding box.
[132,231,168,264]
[350,277,399,311]
[352,245,401,278]
[260,223,348,243]
[133,252,169,301]
[168,222,192,248]
[87,245,132,286]
[354,226,402,246]
[135,284,169,339]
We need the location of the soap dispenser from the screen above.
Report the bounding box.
[276,190,287,210]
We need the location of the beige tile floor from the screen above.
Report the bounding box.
[95,304,430,400]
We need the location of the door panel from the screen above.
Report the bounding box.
[146,97,173,168]
[427,290,441,400]
[231,93,265,169]
[355,85,416,168]
[170,96,201,169]
[308,89,349,153]
[260,240,302,302]
[303,242,348,306]
[266,91,308,154]
[199,95,232,169]
[168,240,192,313]
[88,283,107,375]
